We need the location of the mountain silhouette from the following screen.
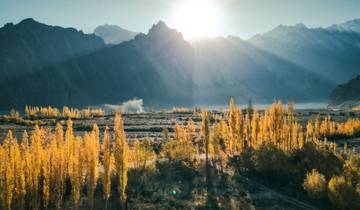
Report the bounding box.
[0,21,194,109]
[329,75,360,106]
[0,18,105,81]
[0,18,359,109]
[328,18,360,33]
[94,24,138,44]
[191,36,334,104]
[249,21,360,83]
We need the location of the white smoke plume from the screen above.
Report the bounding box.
[104,98,144,113]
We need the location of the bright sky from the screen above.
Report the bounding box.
[0,0,359,39]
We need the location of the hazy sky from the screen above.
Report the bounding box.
[0,0,359,39]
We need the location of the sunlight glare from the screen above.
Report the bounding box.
[171,0,219,39]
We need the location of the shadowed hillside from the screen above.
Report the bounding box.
[249,22,360,83]
[94,24,138,44]
[191,36,334,104]
[2,19,360,109]
[0,21,194,109]
[329,75,360,106]
[0,18,105,80]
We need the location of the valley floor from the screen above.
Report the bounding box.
[2,108,359,144]
[0,107,359,210]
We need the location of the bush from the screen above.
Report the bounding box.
[229,148,254,174]
[160,140,195,161]
[343,154,360,186]
[327,175,358,210]
[252,143,292,182]
[303,169,326,199]
[290,143,343,181]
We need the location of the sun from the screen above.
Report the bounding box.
[171,0,219,39]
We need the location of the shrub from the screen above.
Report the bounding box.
[303,169,326,199]
[327,175,358,210]
[252,143,292,182]
[291,143,344,181]
[160,140,195,161]
[343,154,360,186]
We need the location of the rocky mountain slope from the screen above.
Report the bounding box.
[94,24,138,44]
[328,18,360,33]
[329,75,360,106]
[1,18,359,109]
[191,36,334,104]
[249,22,360,83]
[0,21,194,108]
[0,18,105,81]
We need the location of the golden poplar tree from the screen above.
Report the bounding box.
[202,111,216,208]
[31,125,43,210]
[228,97,237,136]
[54,123,65,210]
[251,111,259,149]
[306,121,314,143]
[187,118,196,141]
[244,112,251,147]
[102,126,112,209]
[1,131,15,210]
[21,130,32,209]
[42,142,51,210]
[162,128,169,141]
[14,135,26,210]
[114,113,128,209]
[130,138,155,170]
[92,123,100,157]
[69,136,82,210]
[0,143,5,210]
[84,130,99,210]
[65,119,74,184]
[234,108,244,154]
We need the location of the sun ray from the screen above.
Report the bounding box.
[170,0,219,39]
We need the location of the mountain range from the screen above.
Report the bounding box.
[329,75,360,106]
[249,21,360,83]
[0,21,194,108]
[0,18,359,109]
[328,19,360,34]
[0,18,105,81]
[94,24,138,44]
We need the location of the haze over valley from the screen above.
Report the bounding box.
[1,18,360,109]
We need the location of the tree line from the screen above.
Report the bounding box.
[0,113,127,210]
[25,106,105,119]
[0,99,360,209]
